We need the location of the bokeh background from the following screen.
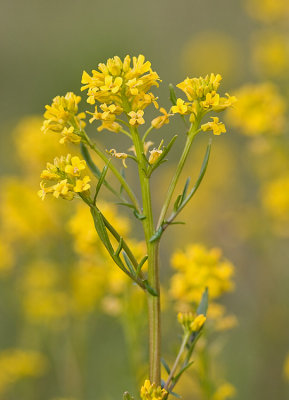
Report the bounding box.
[1,0,289,399]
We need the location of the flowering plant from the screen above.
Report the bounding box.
[38,54,236,399]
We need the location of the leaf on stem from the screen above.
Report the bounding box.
[93,163,109,204]
[122,251,136,276]
[147,135,178,177]
[143,280,158,296]
[136,255,148,276]
[169,84,177,105]
[197,287,209,316]
[161,358,171,375]
[149,226,164,243]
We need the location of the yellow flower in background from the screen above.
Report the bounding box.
[170,244,235,304]
[284,353,289,380]
[181,32,241,82]
[0,349,46,394]
[262,175,289,223]
[226,83,286,136]
[0,239,13,275]
[245,0,289,23]
[201,117,226,136]
[252,32,289,78]
[212,382,236,400]
[140,379,167,400]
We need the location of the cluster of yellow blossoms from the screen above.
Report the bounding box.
[170,244,235,304]
[177,312,207,333]
[172,73,236,134]
[81,55,161,132]
[0,349,46,395]
[246,0,289,23]
[41,92,86,144]
[38,155,91,201]
[140,380,167,400]
[226,83,286,136]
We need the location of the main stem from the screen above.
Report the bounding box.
[130,126,161,385]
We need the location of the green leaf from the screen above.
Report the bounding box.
[143,280,158,296]
[136,255,148,276]
[169,391,182,399]
[133,210,146,220]
[90,207,114,254]
[114,237,123,257]
[181,177,190,203]
[161,358,171,375]
[148,135,178,177]
[197,287,209,316]
[169,84,177,105]
[122,251,136,276]
[149,226,164,243]
[173,194,182,212]
[116,202,136,209]
[172,360,194,382]
[93,163,109,203]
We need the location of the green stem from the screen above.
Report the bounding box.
[142,125,154,142]
[156,124,199,230]
[130,125,161,385]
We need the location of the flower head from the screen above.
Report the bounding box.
[140,380,167,400]
[128,110,145,126]
[201,117,226,136]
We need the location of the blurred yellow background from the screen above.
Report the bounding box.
[0,1,289,399]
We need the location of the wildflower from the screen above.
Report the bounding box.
[201,92,220,109]
[151,107,171,129]
[81,55,160,112]
[64,156,86,176]
[177,74,222,102]
[140,379,167,400]
[171,98,188,115]
[128,110,145,126]
[212,382,236,400]
[177,312,206,332]
[107,149,129,168]
[38,181,54,200]
[59,126,81,144]
[74,176,91,193]
[52,180,74,200]
[170,244,235,304]
[190,314,206,331]
[149,148,162,164]
[97,120,121,133]
[226,83,285,136]
[201,117,226,136]
[41,92,86,142]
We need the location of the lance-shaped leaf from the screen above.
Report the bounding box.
[197,287,209,316]
[93,163,109,204]
[169,83,177,105]
[161,358,171,375]
[143,280,159,296]
[136,255,148,277]
[122,251,136,276]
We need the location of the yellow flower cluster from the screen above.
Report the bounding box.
[81,55,160,130]
[0,349,46,394]
[226,83,286,136]
[140,380,167,400]
[38,154,91,200]
[42,92,86,144]
[246,0,289,23]
[212,382,236,400]
[172,73,236,133]
[262,175,289,223]
[170,244,235,304]
[177,312,206,332]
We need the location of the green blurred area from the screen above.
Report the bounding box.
[0,1,289,400]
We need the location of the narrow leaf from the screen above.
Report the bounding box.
[169,391,182,399]
[114,237,123,257]
[169,84,177,105]
[93,163,109,203]
[181,177,190,203]
[149,226,163,243]
[172,361,194,382]
[116,202,136,209]
[136,255,148,276]
[148,135,178,176]
[161,358,171,375]
[173,194,182,212]
[197,287,209,316]
[122,251,136,276]
[133,210,146,220]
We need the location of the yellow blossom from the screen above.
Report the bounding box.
[190,314,207,331]
[201,117,226,136]
[177,74,222,102]
[284,353,289,380]
[128,110,145,126]
[149,148,162,164]
[201,92,220,109]
[212,382,236,400]
[107,149,128,168]
[52,179,74,200]
[140,379,167,400]
[59,126,81,144]
[226,83,285,136]
[170,244,235,304]
[64,156,86,176]
[171,98,188,115]
[245,0,289,23]
[151,107,171,129]
[74,176,91,192]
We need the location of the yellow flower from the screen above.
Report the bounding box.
[201,92,220,109]
[171,98,188,115]
[100,75,123,94]
[226,83,285,136]
[107,149,128,168]
[38,181,54,200]
[170,244,235,304]
[41,92,86,140]
[64,156,86,176]
[97,120,121,132]
[190,314,206,331]
[245,0,289,23]
[212,382,236,400]
[201,117,226,136]
[59,126,81,144]
[52,179,74,200]
[149,149,162,164]
[74,176,91,193]
[177,74,222,102]
[128,110,145,126]
[284,353,289,380]
[140,379,167,400]
[151,107,171,129]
